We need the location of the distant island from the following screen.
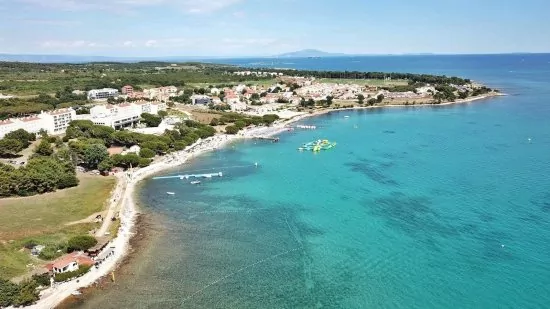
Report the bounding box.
[276,49,346,58]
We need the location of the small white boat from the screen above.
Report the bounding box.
[166,192,175,195]
[191,181,201,185]
[344,116,350,118]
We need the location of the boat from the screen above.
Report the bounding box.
[166,192,175,195]
[190,181,201,185]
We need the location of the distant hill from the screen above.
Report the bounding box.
[276,49,346,58]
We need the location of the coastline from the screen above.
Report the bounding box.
[28,91,502,308]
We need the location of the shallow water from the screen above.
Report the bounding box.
[77,54,550,309]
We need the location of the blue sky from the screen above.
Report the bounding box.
[1,0,549,56]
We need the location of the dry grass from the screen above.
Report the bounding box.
[0,174,115,240]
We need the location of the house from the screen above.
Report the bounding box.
[210,88,221,95]
[225,93,240,104]
[48,252,94,274]
[190,94,212,105]
[121,85,134,95]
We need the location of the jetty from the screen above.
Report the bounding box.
[153,172,223,180]
[253,136,279,142]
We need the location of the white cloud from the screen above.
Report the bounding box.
[18,0,244,13]
[123,41,135,47]
[145,40,157,47]
[41,40,106,48]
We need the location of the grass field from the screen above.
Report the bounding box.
[318,78,409,86]
[0,174,115,279]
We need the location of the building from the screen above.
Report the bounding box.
[225,93,240,104]
[89,104,141,128]
[81,102,166,129]
[40,108,77,134]
[0,120,19,138]
[0,108,76,138]
[0,93,14,99]
[121,85,134,95]
[191,94,212,105]
[150,101,167,114]
[87,88,119,100]
[48,252,94,274]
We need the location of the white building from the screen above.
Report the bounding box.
[210,88,220,95]
[0,120,20,138]
[89,103,140,128]
[0,108,76,138]
[40,108,77,134]
[150,101,167,114]
[83,102,167,129]
[88,88,119,100]
[0,93,14,99]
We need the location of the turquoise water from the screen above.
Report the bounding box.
[79,55,550,308]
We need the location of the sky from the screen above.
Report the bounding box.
[1,0,550,57]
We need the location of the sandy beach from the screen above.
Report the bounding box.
[26,91,502,309]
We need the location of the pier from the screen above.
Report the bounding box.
[253,136,280,142]
[153,172,223,180]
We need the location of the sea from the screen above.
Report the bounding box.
[75,54,550,309]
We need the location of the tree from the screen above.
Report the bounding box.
[0,139,24,158]
[357,94,365,104]
[326,96,334,106]
[141,113,162,127]
[67,235,98,252]
[367,98,377,105]
[376,94,384,103]
[158,110,168,119]
[98,157,114,172]
[4,129,36,148]
[139,148,156,158]
[34,139,53,157]
[83,144,109,169]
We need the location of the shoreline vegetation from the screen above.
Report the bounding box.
[0,60,504,308]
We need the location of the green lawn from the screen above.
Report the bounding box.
[0,174,115,279]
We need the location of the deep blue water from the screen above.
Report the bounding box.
[79,55,550,309]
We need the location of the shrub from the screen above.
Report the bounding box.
[53,265,91,282]
[67,235,97,252]
[139,148,156,159]
[225,125,239,135]
[31,273,51,287]
[38,245,65,260]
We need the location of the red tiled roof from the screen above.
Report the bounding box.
[21,117,41,122]
[49,252,93,270]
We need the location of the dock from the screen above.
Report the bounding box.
[153,172,223,180]
[253,136,279,142]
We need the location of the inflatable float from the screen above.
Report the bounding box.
[298,139,337,152]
